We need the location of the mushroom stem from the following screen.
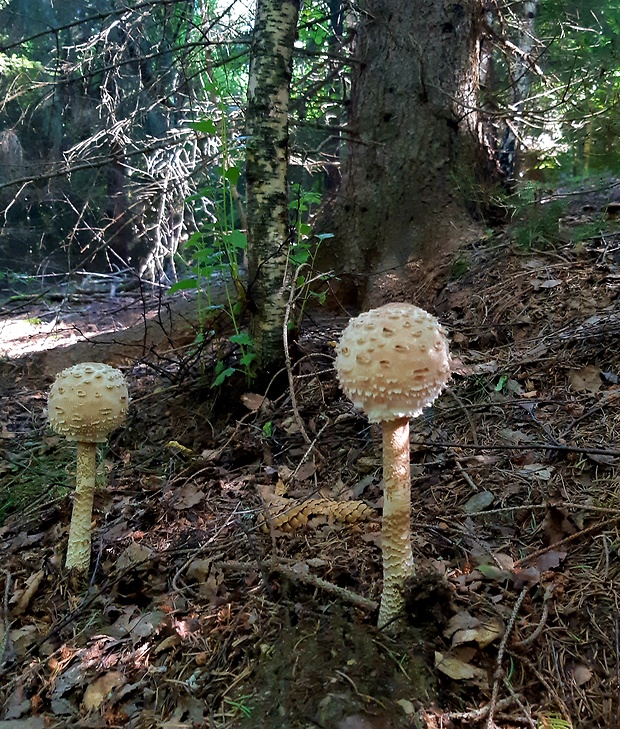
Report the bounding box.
[65,441,97,572]
[378,416,414,628]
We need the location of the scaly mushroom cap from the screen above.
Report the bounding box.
[48,362,129,443]
[335,303,450,423]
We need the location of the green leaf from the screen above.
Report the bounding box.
[291,249,310,265]
[477,564,512,582]
[168,279,198,294]
[185,231,205,247]
[212,367,236,387]
[262,421,273,437]
[188,119,218,135]
[230,331,253,347]
[224,166,241,184]
[224,230,247,249]
[298,223,312,236]
[240,352,257,366]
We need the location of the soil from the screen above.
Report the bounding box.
[1,184,620,728]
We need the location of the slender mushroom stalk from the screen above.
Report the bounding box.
[335,303,450,629]
[47,362,129,573]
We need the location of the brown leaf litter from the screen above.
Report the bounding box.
[1,212,620,727]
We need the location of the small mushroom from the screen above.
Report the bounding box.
[335,303,450,628]
[47,362,129,572]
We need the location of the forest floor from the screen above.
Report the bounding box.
[1,179,620,729]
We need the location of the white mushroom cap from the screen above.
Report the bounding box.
[335,303,450,423]
[48,362,129,442]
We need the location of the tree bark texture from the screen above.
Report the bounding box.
[322,0,485,308]
[498,0,540,180]
[246,0,300,371]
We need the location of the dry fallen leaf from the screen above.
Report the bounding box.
[241,392,270,411]
[542,505,577,545]
[434,651,487,685]
[128,610,166,640]
[294,460,317,481]
[83,671,125,711]
[452,617,504,648]
[538,279,563,289]
[9,625,39,658]
[396,699,415,716]
[499,428,532,444]
[117,542,154,570]
[535,550,567,572]
[13,569,45,616]
[171,483,205,509]
[187,559,213,583]
[512,566,541,589]
[444,611,480,638]
[573,664,593,686]
[519,464,553,480]
[0,719,45,728]
[154,634,181,654]
[569,365,602,393]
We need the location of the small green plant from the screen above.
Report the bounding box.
[537,714,572,729]
[287,184,333,327]
[173,104,332,387]
[450,254,469,280]
[570,217,608,246]
[171,104,255,385]
[511,183,568,250]
[0,446,69,526]
[223,695,253,719]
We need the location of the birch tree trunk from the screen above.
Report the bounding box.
[498,0,540,180]
[246,0,300,372]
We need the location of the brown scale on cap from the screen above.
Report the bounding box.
[48,362,129,443]
[335,303,450,423]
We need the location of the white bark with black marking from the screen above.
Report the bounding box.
[246,0,300,370]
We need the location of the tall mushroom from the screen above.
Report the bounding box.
[48,362,129,572]
[335,303,450,628]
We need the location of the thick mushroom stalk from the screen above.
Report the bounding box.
[68,442,98,571]
[379,417,414,628]
[335,303,450,628]
[47,362,129,573]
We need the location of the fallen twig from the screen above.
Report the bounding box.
[218,559,378,612]
[514,514,620,567]
[426,440,620,458]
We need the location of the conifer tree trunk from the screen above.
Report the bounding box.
[246,0,300,372]
[320,0,488,308]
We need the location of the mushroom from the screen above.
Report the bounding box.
[334,303,450,628]
[47,362,129,572]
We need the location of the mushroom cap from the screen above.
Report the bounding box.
[48,362,129,442]
[334,303,450,423]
